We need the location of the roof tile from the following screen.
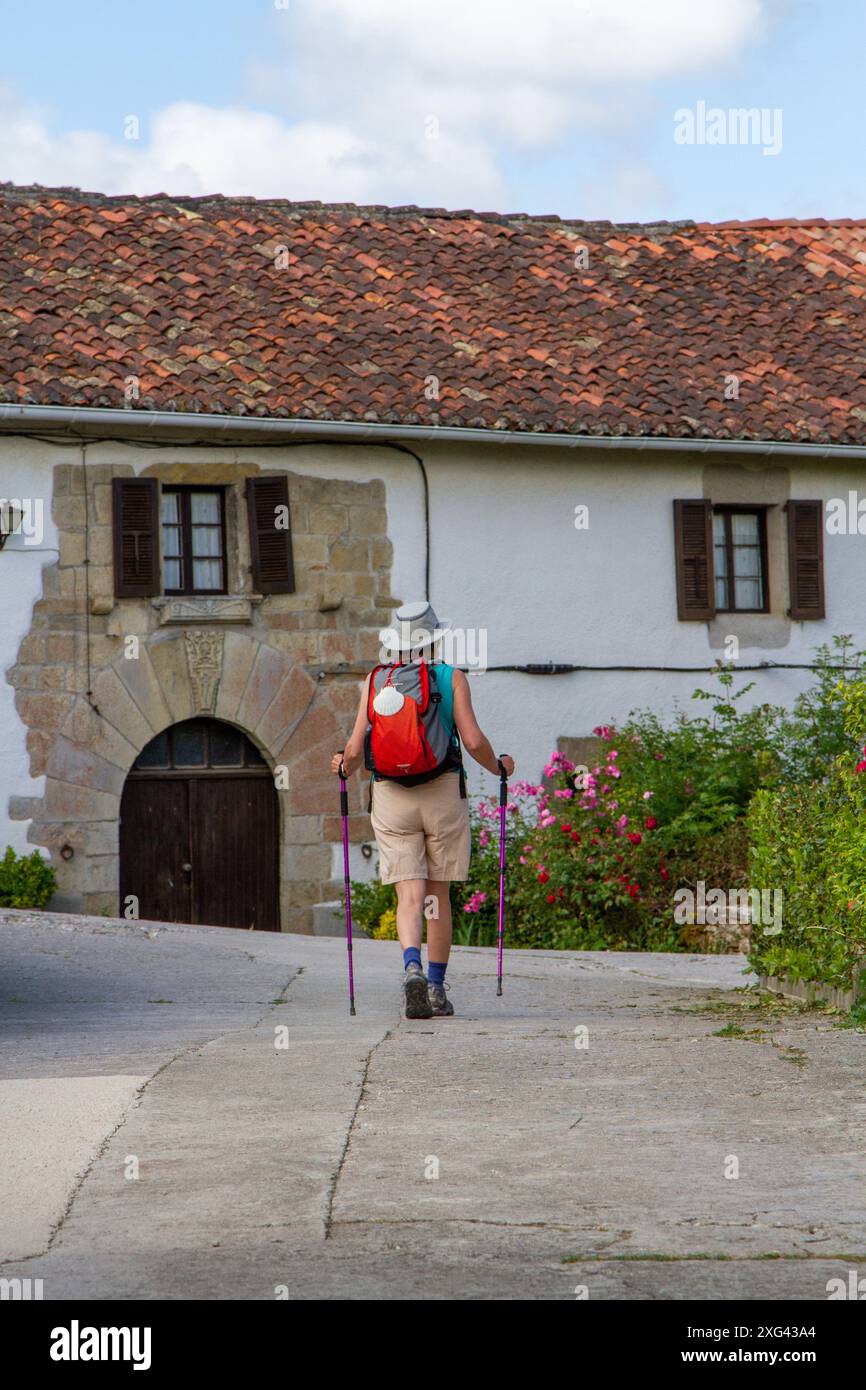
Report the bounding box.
[1,184,865,443]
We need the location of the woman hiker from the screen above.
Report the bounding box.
[330,601,514,1020]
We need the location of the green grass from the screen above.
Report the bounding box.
[712,1023,767,1041]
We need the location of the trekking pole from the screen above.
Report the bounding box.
[496,756,509,996]
[337,751,356,1016]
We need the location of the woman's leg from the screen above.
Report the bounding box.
[425,879,453,964]
[395,877,427,952]
[395,877,432,1017]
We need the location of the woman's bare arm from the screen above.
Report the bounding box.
[330,674,371,776]
[452,670,514,777]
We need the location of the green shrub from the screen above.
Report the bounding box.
[347,877,395,936]
[0,846,57,909]
[454,750,687,952]
[777,635,866,783]
[748,668,866,992]
[349,645,863,958]
[370,906,398,940]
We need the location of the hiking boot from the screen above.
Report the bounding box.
[428,982,454,1016]
[402,962,433,1019]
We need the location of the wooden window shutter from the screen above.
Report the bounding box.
[787,499,825,619]
[112,477,159,597]
[246,474,296,594]
[673,499,715,621]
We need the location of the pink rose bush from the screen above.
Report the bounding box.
[457,742,672,951]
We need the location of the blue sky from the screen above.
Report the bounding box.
[1,0,862,220]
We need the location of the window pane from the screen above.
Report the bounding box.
[162,524,182,559]
[193,558,223,590]
[190,492,221,524]
[734,545,761,579]
[172,721,206,766]
[162,487,183,594]
[731,512,759,544]
[735,576,762,609]
[135,731,170,768]
[244,740,266,767]
[164,558,182,590]
[192,525,222,557]
[210,724,244,766]
[714,514,728,606]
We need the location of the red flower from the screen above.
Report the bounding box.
[627,832,642,845]
[571,831,581,843]
[857,761,866,775]
[628,885,640,899]
[537,870,550,884]
[618,874,629,884]
[659,867,670,881]
[546,893,556,904]
[645,817,657,830]
[560,823,572,833]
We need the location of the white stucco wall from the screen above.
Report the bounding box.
[424,445,866,798]
[0,442,60,854]
[2,434,866,859]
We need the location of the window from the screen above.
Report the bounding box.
[113,475,295,599]
[712,507,768,613]
[161,487,227,595]
[131,719,267,773]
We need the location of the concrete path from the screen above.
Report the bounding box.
[1,909,864,1300]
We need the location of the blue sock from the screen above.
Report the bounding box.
[427,960,447,987]
[403,947,422,971]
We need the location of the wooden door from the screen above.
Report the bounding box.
[119,719,279,931]
[189,777,278,931]
[119,778,191,923]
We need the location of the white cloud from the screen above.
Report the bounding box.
[274,0,766,145]
[0,92,505,206]
[0,1,767,208]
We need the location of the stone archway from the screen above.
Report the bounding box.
[35,629,345,930]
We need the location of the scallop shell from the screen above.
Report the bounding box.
[372,683,405,716]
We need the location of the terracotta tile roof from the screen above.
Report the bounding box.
[2,182,866,444]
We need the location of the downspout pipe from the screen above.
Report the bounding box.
[3,403,866,460]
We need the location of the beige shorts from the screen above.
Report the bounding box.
[370,772,471,884]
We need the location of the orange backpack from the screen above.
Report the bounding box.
[364,661,465,790]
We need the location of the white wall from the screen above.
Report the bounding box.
[0,441,60,854]
[423,444,866,799]
[3,435,866,857]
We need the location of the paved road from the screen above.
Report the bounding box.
[1,909,864,1300]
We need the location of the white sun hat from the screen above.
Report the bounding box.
[379,600,452,656]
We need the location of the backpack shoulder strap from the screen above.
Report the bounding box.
[416,660,431,714]
[367,665,384,721]
[451,723,467,798]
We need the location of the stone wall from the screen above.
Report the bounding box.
[7,455,394,931]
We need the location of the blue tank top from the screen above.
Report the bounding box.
[431,662,456,742]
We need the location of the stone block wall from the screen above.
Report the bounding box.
[7,454,395,932]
